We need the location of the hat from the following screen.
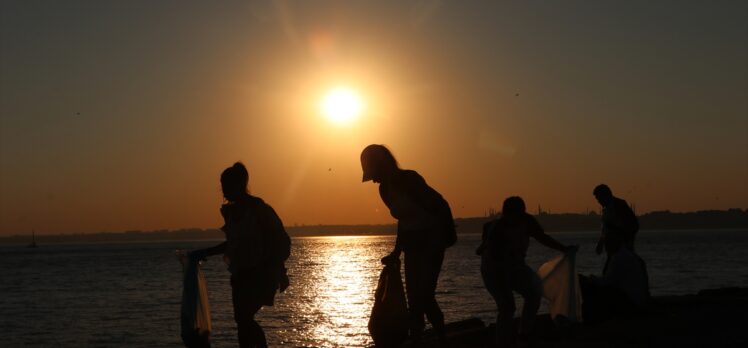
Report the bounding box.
[360,144,396,182]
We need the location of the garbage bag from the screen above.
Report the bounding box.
[177,251,212,348]
[537,251,583,322]
[368,260,409,347]
[600,247,650,306]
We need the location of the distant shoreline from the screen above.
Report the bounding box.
[1,209,745,246]
[3,229,748,247]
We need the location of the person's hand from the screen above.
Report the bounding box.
[475,243,486,256]
[381,251,400,265]
[279,267,290,293]
[220,204,231,223]
[595,241,604,255]
[189,249,208,262]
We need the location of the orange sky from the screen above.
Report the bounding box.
[1,1,746,235]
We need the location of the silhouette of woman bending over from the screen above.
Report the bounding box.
[477,196,573,347]
[360,144,456,345]
[190,162,290,348]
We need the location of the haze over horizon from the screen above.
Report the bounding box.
[2,1,747,235]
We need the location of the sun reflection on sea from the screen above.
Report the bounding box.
[291,236,389,347]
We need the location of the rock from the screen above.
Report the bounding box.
[399,288,748,347]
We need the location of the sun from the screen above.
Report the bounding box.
[321,87,364,125]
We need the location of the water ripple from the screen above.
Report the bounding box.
[1,231,747,346]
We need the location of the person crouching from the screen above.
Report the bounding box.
[477,196,572,347]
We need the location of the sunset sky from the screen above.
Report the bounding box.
[1,1,746,235]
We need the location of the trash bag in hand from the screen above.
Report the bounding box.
[368,260,409,347]
[177,251,212,348]
[537,251,583,323]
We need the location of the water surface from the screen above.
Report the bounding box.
[2,229,747,347]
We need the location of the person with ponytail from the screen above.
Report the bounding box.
[190,162,291,348]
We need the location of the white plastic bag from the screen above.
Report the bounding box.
[537,251,583,322]
[177,251,212,348]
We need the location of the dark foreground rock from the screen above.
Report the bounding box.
[404,287,748,347]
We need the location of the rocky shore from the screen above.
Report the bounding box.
[410,287,748,347]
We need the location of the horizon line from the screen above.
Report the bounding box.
[2,207,746,237]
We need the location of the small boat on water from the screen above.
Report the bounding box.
[27,230,38,248]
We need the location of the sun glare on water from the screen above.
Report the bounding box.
[321,87,364,125]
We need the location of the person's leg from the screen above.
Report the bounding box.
[242,304,267,348]
[481,265,502,346]
[404,251,426,339]
[602,253,611,275]
[232,278,267,348]
[422,250,445,342]
[512,265,542,337]
[494,285,516,347]
[579,274,597,322]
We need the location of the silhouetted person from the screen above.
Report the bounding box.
[477,196,572,347]
[593,184,639,273]
[361,144,456,346]
[190,162,291,348]
[582,184,647,322]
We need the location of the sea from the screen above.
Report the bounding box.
[2,229,748,347]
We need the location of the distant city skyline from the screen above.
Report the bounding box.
[1,1,746,235]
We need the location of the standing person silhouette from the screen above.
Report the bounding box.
[477,196,573,347]
[190,162,290,348]
[582,184,648,322]
[593,184,639,273]
[360,144,456,346]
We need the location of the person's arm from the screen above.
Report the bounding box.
[619,199,639,241]
[595,233,605,255]
[264,204,291,263]
[596,209,608,255]
[391,243,403,257]
[382,225,402,264]
[191,203,233,261]
[382,232,402,264]
[376,182,401,263]
[629,206,639,233]
[190,242,226,261]
[203,242,227,256]
[476,220,494,255]
[535,232,567,252]
[528,217,570,253]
